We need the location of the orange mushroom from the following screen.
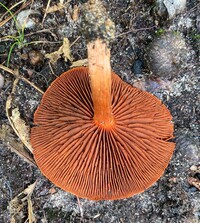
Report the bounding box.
[31,66,175,200]
[31,0,175,200]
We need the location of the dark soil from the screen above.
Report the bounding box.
[0,0,199,222]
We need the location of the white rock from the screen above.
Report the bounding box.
[163,0,186,19]
[16,10,37,29]
[190,165,197,171]
[0,73,4,89]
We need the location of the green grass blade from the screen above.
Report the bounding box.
[6,41,19,67]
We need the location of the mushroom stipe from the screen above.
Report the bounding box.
[31,67,175,200]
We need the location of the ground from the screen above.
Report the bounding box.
[0,0,199,223]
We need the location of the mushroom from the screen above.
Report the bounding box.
[31,0,175,200]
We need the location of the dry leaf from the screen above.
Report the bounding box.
[63,38,73,62]
[45,38,73,64]
[6,78,33,154]
[10,108,32,148]
[0,124,35,166]
[9,181,37,223]
[45,50,61,64]
[72,5,79,21]
[27,194,35,223]
[46,3,65,13]
[70,58,88,68]
[5,77,35,166]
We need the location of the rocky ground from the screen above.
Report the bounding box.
[0,0,199,222]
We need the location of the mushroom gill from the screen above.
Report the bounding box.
[31,66,175,200]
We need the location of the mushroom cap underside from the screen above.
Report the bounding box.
[31,67,175,200]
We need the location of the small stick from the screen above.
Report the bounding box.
[0,64,44,94]
[42,0,51,24]
[48,61,58,77]
[76,196,83,218]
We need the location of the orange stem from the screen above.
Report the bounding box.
[87,39,113,127]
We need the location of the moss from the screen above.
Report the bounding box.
[155,28,166,36]
[191,33,200,39]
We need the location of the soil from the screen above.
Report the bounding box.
[0,0,199,223]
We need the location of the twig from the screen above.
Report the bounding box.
[26,40,62,45]
[42,0,51,24]
[70,36,81,47]
[0,64,44,94]
[115,26,156,38]
[187,3,200,14]
[48,62,58,77]
[0,35,62,44]
[4,180,13,199]
[42,0,72,24]
[76,196,83,218]
[20,76,44,94]
[24,28,58,37]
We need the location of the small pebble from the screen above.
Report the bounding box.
[0,73,5,89]
[16,9,39,29]
[169,177,177,183]
[190,165,198,171]
[132,80,146,91]
[49,187,57,194]
[152,0,186,20]
[163,0,186,19]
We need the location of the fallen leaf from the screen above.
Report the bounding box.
[45,50,61,64]
[63,38,73,62]
[45,38,73,64]
[72,5,79,21]
[27,198,35,223]
[46,3,65,13]
[10,108,32,148]
[9,181,37,223]
[0,124,35,166]
[5,77,36,167]
[70,58,88,68]
[6,78,33,154]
